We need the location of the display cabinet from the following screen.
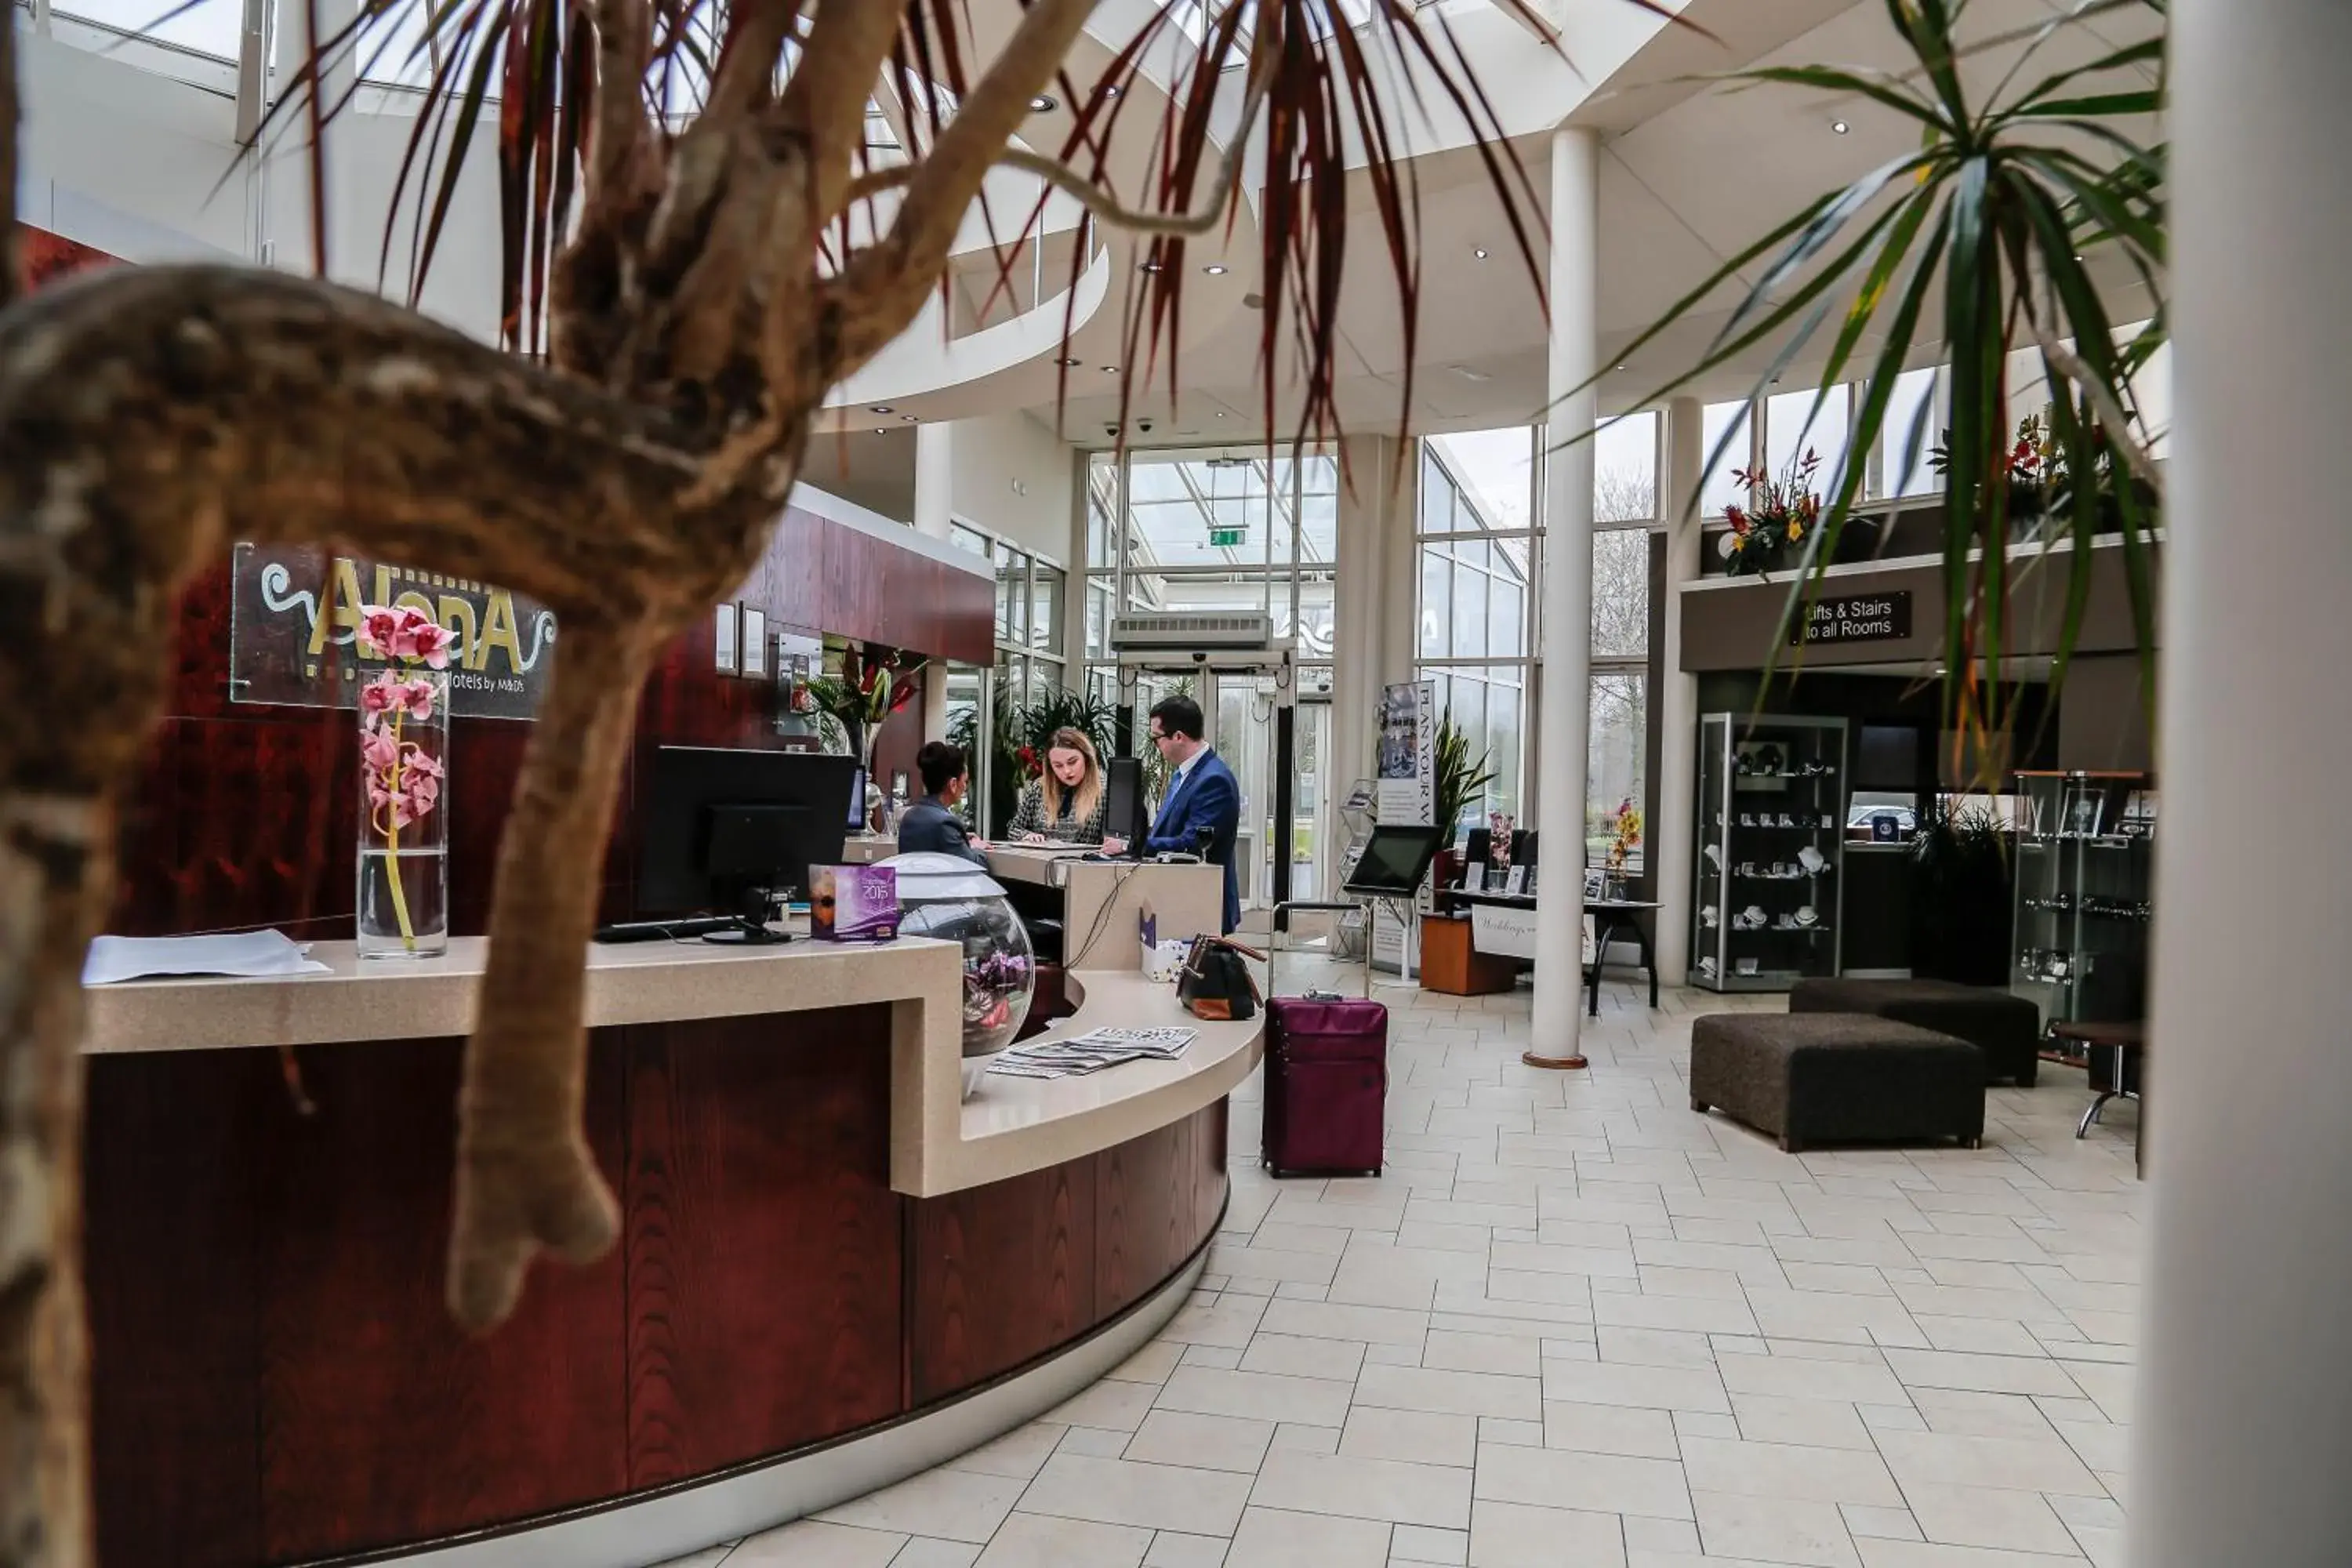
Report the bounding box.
[2011,771,2154,1040]
[1692,713,1848,992]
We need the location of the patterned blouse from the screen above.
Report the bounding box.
[1005,781,1108,844]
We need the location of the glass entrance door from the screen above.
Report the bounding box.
[1194,673,1328,916]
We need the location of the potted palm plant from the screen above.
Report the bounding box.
[1429,712,1497,902]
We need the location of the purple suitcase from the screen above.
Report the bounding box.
[1261,996,1388,1178]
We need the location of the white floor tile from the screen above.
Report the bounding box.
[1125,1410,1276,1474]
[1249,1446,1473,1528]
[1239,1332,1370,1382]
[1468,1500,1628,1568]
[1355,1363,1544,1421]
[1475,1439,1692,1520]
[1341,1406,1481,1467]
[1156,1365,1358,1428]
[1900,1483,2083,1554]
[817,1469,1027,1544]
[1693,1491,1863,1568]
[972,1512,1152,1568]
[1542,1399,1682,1459]
[1143,1531,1231,1568]
[728,1519,906,1567]
[887,1542,982,1568]
[1225,1505,1392,1567]
[1679,1436,1904,1508]
[1018,1452,1254,1536]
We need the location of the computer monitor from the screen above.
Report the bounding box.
[1104,756,1147,852]
[637,746,857,917]
[1341,824,1448,897]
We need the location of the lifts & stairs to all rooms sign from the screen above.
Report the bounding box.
[229,544,557,720]
[1788,590,1912,648]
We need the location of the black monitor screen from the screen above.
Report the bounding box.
[1343,825,1446,896]
[638,747,857,913]
[846,768,869,829]
[1104,757,1146,851]
[1855,724,1922,792]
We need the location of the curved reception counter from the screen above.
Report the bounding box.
[83,869,1250,1566]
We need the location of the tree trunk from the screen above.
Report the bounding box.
[0,261,809,1565]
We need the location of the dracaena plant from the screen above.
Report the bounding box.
[0,0,1694,1548]
[1591,0,2167,765]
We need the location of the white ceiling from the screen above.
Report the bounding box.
[1021,0,2163,446]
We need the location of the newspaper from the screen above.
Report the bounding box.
[986,1025,1200,1080]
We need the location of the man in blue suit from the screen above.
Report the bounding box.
[1105,695,1242,933]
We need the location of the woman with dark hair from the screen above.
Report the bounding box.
[1006,728,1108,845]
[898,741,989,866]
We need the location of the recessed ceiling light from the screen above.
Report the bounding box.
[1102,365,1120,373]
[1203,263,1229,276]
[1831,119,1849,134]
[869,405,893,414]
[1473,247,1490,260]
[874,427,888,434]
[1216,412,1230,419]
[1056,356,1082,367]
[1030,94,1058,112]
[901,414,918,423]
[1616,361,1628,371]
[1138,260,1163,274]
[1103,84,1123,99]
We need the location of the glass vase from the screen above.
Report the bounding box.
[357,666,452,959]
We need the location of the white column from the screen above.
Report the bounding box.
[263,0,361,277]
[1650,397,1704,986]
[1329,435,1419,891]
[1525,125,1599,1069]
[913,422,955,740]
[2130,5,2352,1563]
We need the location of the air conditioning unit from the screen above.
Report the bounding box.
[1109,610,1281,653]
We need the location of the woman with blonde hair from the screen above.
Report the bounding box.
[1007,727,1108,845]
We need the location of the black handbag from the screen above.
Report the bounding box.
[1177,935,1264,1021]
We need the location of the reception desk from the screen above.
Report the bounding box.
[81,864,1249,1567]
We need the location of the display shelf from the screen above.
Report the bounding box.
[2009,771,2154,1034]
[1692,713,1848,993]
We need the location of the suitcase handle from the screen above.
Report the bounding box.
[1269,899,1370,1000]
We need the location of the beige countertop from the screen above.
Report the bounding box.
[80,924,1256,1198]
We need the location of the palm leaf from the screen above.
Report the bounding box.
[1558,0,2166,778]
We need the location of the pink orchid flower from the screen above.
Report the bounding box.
[406,619,454,670]
[401,677,438,722]
[361,671,405,716]
[358,604,405,658]
[361,728,401,774]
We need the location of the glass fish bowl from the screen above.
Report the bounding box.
[882,852,1036,1095]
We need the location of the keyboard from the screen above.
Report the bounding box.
[593,916,749,943]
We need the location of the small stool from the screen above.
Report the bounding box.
[1691,1013,1986,1153]
[1789,977,2042,1086]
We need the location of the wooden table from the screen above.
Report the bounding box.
[2050,1018,2146,1175]
[1454,891,1661,1018]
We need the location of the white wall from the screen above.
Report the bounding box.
[948,410,1079,564]
[22,27,512,343]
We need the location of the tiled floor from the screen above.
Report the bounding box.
[660,974,2143,1568]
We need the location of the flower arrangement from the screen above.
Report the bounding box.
[357,604,454,953]
[1722,447,1824,577]
[1605,797,1643,879]
[806,641,925,758]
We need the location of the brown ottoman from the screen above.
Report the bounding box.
[1690,1013,1986,1153]
[1789,977,2041,1087]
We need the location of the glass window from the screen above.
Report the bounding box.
[1490,564,1526,660]
[1882,367,1941,497]
[1451,546,1489,660]
[1700,401,1754,519]
[994,549,1029,644]
[1486,684,1523,822]
[1766,385,1853,500]
[55,0,242,56]
[1592,528,1650,659]
[1427,429,1536,533]
[1420,548,1451,659]
[1030,565,1063,655]
[1087,454,1118,568]
[1085,577,1115,659]
[1594,411,1659,524]
[1588,670,1647,871]
[951,523,992,559]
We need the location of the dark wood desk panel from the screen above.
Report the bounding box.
[910,1161,1098,1405]
[252,1034,630,1563]
[623,1008,904,1489]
